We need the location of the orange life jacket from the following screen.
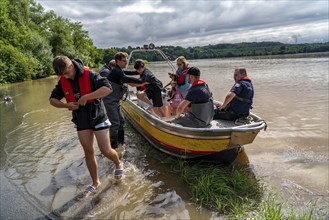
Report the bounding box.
[60,67,94,103]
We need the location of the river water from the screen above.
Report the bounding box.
[0,54,328,219]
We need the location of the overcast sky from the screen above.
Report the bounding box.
[35,0,329,48]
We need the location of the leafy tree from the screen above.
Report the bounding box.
[0,40,35,83]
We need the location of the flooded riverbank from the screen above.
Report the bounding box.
[0,55,328,218]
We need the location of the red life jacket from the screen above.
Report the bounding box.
[238,76,251,82]
[177,65,190,86]
[137,75,146,91]
[60,66,94,103]
[191,79,206,88]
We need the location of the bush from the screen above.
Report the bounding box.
[0,40,36,84]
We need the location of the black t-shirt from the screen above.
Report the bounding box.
[139,68,163,89]
[185,84,212,104]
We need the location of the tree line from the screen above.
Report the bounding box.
[1,0,328,84]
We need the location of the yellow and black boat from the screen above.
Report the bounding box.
[121,44,266,163]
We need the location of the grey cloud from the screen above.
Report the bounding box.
[36,0,329,48]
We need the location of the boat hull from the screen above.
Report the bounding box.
[121,97,265,162]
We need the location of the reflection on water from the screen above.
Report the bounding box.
[0,55,328,218]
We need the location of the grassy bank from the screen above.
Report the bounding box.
[135,137,323,219]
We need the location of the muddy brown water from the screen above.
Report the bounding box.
[0,54,328,218]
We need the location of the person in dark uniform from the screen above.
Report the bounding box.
[99,59,116,78]
[49,55,123,196]
[213,68,254,121]
[171,67,214,128]
[134,59,165,117]
[104,52,147,149]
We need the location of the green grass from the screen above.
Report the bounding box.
[153,152,323,219]
[125,124,325,219]
[172,160,263,215]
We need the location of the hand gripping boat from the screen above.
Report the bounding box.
[121,43,267,163]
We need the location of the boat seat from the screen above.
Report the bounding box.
[210,119,236,128]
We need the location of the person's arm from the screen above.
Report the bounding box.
[220,92,235,110]
[163,81,171,89]
[129,82,149,87]
[124,70,139,75]
[121,75,143,84]
[77,86,112,106]
[121,75,149,87]
[49,81,79,110]
[50,98,79,111]
[175,99,190,119]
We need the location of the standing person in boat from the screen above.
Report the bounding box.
[104,52,147,149]
[213,68,254,121]
[175,56,191,98]
[49,55,123,196]
[99,59,116,78]
[171,67,214,128]
[134,59,165,117]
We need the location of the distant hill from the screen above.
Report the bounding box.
[110,42,329,62]
[145,42,329,61]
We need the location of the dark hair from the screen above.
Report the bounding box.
[52,55,72,76]
[134,59,145,69]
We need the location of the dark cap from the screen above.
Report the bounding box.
[187,67,200,76]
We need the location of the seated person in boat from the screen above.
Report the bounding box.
[175,56,191,98]
[134,59,165,117]
[171,67,214,128]
[213,68,254,121]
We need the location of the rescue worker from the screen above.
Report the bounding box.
[99,59,116,78]
[104,52,147,149]
[49,55,123,197]
[171,67,214,128]
[213,68,254,120]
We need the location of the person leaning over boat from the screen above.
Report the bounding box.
[171,67,214,128]
[103,52,147,149]
[175,56,191,98]
[134,59,165,117]
[49,55,123,196]
[213,68,254,121]
[99,59,116,77]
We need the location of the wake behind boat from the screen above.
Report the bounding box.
[121,44,266,163]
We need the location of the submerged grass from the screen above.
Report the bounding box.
[171,159,322,219]
[173,160,263,215]
[125,124,324,219]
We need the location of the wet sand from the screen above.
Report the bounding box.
[0,172,45,219]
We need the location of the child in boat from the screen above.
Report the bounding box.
[134,59,166,117]
[163,73,182,115]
